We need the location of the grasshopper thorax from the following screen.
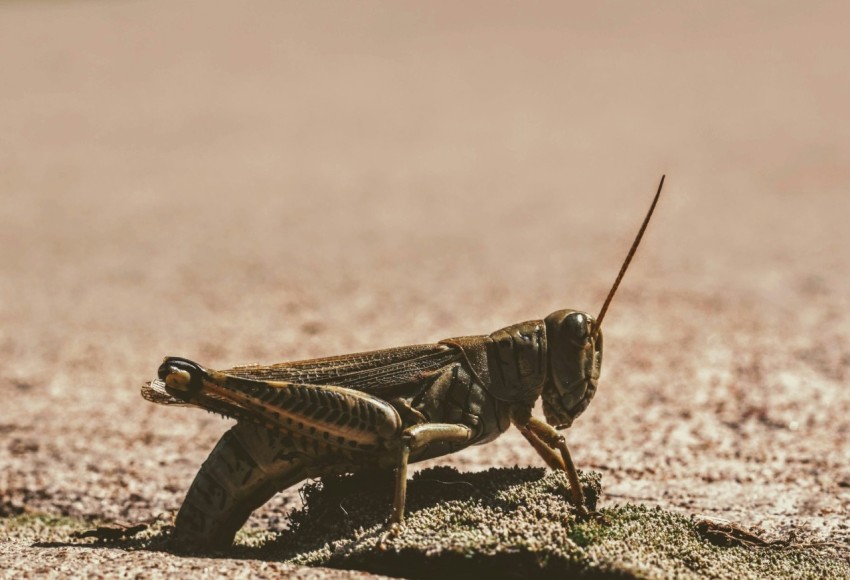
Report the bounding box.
[542,309,603,429]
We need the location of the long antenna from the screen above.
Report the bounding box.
[594,174,665,331]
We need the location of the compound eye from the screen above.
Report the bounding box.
[565,312,590,346]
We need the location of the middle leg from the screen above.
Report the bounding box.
[381,423,472,544]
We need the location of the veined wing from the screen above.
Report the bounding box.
[142,342,464,406]
[224,343,461,393]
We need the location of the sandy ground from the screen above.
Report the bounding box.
[1,0,849,575]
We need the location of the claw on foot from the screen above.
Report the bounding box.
[575,506,608,525]
[378,522,402,550]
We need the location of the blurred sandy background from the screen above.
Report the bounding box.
[1,0,849,574]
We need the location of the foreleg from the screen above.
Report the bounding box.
[512,412,587,514]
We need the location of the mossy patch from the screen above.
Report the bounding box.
[22,467,849,579]
[251,466,848,579]
[0,513,94,544]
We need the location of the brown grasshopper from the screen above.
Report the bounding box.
[142,176,665,550]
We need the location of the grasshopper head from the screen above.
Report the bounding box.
[540,175,664,428]
[542,309,603,429]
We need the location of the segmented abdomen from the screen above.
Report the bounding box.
[172,421,311,551]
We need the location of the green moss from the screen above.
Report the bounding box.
[0,512,178,551]
[9,467,847,578]
[0,513,91,544]
[249,467,848,579]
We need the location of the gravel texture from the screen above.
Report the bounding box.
[2,0,849,576]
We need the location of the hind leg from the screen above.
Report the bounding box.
[172,422,308,551]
